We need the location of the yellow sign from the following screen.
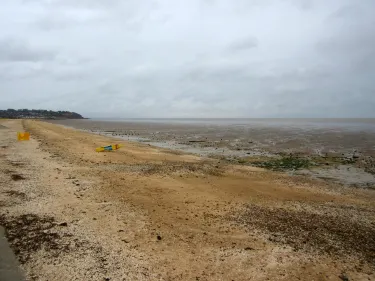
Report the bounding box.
[17,132,30,141]
[96,144,122,152]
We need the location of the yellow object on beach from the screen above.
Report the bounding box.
[96,144,122,152]
[17,132,30,141]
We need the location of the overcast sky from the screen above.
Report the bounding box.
[0,0,374,118]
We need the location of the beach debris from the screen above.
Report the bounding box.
[188,140,206,143]
[11,174,26,181]
[339,273,349,281]
[17,132,30,141]
[95,144,122,152]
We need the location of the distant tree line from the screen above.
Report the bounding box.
[0,109,84,119]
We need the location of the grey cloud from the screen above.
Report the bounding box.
[328,1,375,23]
[1,0,375,117]
[201,0,216,5]
[316,28,375,57]
[288,0,313,10]
[23,0,120,9]
[209,0,320,12]
[34,12,105,31]
[0,49,93,82]
[0,62,47,81]
[35,17,69,31]
[227,37,258,52]
[317,2,375,64]
[329,5,364,20]
[0,39,57,62]
[29,0,163,33]
[52,67,92,81]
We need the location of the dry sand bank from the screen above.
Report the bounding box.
[0,119,374,281]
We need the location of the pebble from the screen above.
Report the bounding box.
[339,273,349,281]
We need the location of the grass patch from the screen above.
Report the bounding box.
[250,156,311,171]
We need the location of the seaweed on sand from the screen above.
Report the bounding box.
[250,156,312,171]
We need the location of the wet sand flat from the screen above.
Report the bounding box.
[0,119,374,280]
[50,118,375,188]
[49,118,375,156]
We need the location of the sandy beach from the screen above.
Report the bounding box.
[0,119,374,281]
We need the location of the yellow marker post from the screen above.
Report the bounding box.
[17,132,30,141]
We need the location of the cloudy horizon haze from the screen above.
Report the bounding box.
[1,0,374,118]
